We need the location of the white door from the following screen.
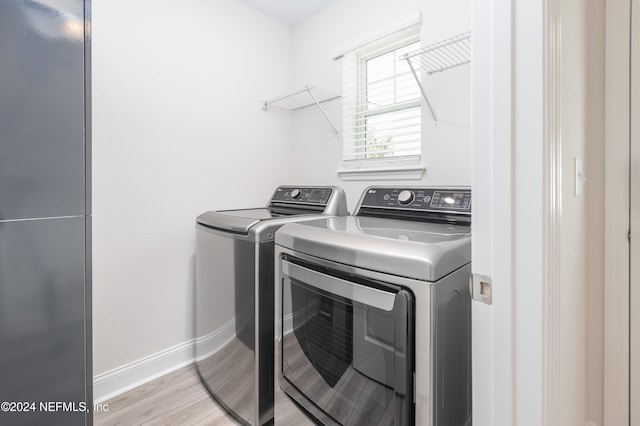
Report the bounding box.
[631,0,640,422]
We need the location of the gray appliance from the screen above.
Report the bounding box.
[0,1,92,425]
[195,186,348,426]
[275,186,472,426]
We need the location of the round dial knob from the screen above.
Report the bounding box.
[397,190,415,205]
[290,189,302,199]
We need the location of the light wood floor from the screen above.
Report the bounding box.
[93,363,314,426]
[94,365,241,425]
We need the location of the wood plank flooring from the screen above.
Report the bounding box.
[94,365,240,425]
[93,363,314,426]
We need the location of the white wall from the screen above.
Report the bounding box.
[559,0,588,422]
[583,3,605,424]
[559,1,605,425]
[290,0,471,209]
[92,0,295,377]
[603,1,632,424]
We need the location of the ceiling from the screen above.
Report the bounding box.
[235,0,340,26]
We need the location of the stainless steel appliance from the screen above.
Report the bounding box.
[275,187,472,426]
[195,186,348,426]
[0,1,92,425]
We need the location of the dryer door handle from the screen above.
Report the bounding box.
[281,259,397,311]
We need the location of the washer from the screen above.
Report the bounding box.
[195,186,348,426]
[274,186,472,426]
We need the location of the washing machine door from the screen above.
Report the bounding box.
[279,257,414,426]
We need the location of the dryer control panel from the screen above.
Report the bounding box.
[271,187,333,205]
[266,186,348,217]
[356,187,472,222]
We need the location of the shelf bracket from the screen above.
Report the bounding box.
[304,87,339,135]
[405,57,438,127]
[262,86,339,135]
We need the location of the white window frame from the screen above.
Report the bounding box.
[338,23,425,181]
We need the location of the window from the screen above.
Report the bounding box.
[341,24,422,174]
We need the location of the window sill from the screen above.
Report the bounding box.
[337,165,426,181]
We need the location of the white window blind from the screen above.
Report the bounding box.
[342,24,422,168]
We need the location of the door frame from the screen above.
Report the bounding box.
[472,0,563,424]
[603,0,631,424]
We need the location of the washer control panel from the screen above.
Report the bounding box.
[359,187,471,213]
[271,187,333,205]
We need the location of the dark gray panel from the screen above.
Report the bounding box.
[0,217,87,425]
[84,0,92,218]
[0,0,85,220]
[84,1,92,421]
[84,214,92,426]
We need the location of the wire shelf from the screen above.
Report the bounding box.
[403,31,472,75]
[400,31,472,126]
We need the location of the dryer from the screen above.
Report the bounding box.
[274,186,472,426]
[195,186,348,426]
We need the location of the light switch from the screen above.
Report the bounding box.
[575,157,585,196]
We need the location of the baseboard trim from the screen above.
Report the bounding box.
[93,339,195,403]
[194,318,236,362]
